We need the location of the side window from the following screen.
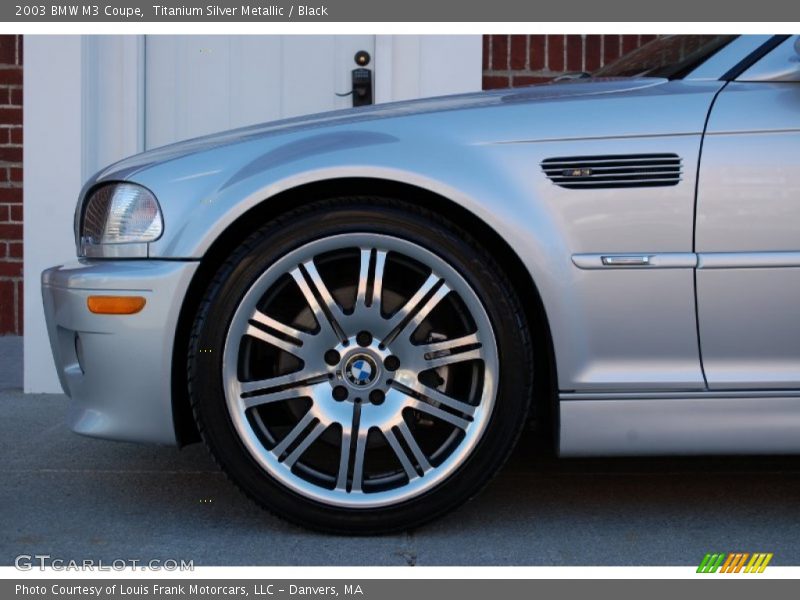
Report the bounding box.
[736,36,800,82]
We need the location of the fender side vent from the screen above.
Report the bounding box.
[541,153,682,189]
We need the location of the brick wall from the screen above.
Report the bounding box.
[483,34,659,89]
[0,35,22,335]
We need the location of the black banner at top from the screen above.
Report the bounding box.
[3,0,800,22]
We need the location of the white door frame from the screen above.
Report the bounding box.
[23,34,481,393]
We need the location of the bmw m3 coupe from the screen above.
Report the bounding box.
[42,35,800,533]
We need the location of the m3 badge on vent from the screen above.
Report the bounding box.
[542,153,683,189]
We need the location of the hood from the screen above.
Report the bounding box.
[95,78,666,181]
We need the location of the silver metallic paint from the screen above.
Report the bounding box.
[41,36,800,456]
[120,81,721,393]
[560,393,800,456]
[41,260,198,444]
[696,72,800,390]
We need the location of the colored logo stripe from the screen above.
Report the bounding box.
[697,552,773,573]
[745,553,773,573]
[697,553,726,573]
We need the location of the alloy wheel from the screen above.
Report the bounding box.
[222,233,499,508]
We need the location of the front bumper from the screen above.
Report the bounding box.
[41,259,199,445]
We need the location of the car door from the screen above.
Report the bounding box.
[695,36,800,388]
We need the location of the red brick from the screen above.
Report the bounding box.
[9,167,21,182]
[529,35,546,70]
[0,279,15,334]
[0,37,16,66]
[0,261,22,277]
[0,222,21,239]
[0,147,21,162]
[622,35,640,54]
[16,279,22,334]
[603,35,622,65]
[0,107,21,125]
[511,75,551,87]
[566,35,583,72]
[10,205,21,222]
[640,35,658,46]
[585,35,602,71]
[490,35,508,70]
[16,36,22,67]
[548,35,565,72]
[482,75,510,90]
[510,35,527,70]
[9,88,20,106]
[0,68,21,86]
[0,205,8,222]
[482,35,489,70]
[8,241,21,258]
[0,187,21,203]
[9,127,20,144]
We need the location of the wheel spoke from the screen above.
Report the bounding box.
[356,248,387,309]
[244,324,306,359]
[282,421,326,468]
[240,373,327,405]
[382,274,446,344]
[419,332,480,355]
[350,429,368,493]
[405,396,471,430]
[423,346,484,370]
[272,410,317,458]
[250,310,314,347]
[383,427,419,481]
[336,416,369,493]
[403,283,450,337]
[337,403,366,492]
[302,259,345,319]
[290,262,346,343]
[396,420,432,473]
[393,378,476,417]
[336,425,352,491]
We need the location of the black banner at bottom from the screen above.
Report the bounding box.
[4,579,798,600]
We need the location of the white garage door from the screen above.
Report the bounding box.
[145,35,376,148]
[24,35,481,393]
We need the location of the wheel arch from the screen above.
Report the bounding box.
[170,177,558,449]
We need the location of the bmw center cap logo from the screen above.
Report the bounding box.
[345,355,378,387]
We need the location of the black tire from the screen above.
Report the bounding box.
[188,198,533,534]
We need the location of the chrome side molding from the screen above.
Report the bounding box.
[698,251,800,269]
[573,253,697,269]
[601,255,651,266]
[573,251,800,270]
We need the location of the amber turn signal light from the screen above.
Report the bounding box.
[87,295,146,315]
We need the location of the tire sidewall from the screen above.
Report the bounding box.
[189,199,532,533]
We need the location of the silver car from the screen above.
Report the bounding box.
[41,35,800,533]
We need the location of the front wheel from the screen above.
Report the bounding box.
[188,199,533,533]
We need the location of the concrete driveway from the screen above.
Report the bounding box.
[2,337,800,566]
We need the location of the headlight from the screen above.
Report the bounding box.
[79,183,163,257]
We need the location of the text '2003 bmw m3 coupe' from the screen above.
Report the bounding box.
[42,35,800,533]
